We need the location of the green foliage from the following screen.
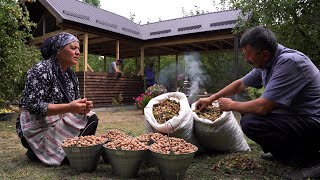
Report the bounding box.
[0,99,5,109]
[133,93,152,109]
[122,57,139,75]
[201,53,234,92]
[140,94,152,109]
[198,52,251,93]
[82,0,100,7]
[246,87,264,100]
[0,0,40,101]
[182,6,208,17]
[88,54,104,71]
[133,84,167,109]
[111,93,123,106]
[223,0,320,66]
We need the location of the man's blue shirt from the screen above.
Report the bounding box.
[242,44,320,122]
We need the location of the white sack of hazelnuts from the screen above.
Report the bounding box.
[144,92,198,146]
[191,101,250,152]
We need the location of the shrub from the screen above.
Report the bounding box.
[144,84,167,98]
[246,87,264,99]
[133,84,167,109]
[133,93,152,109]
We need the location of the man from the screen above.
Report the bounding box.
[145,63,155,87]
[108,58,123,74]
[196,26,320,179]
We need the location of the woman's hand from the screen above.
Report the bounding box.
[69,98,88,114]
[46,98,93,116]
[84,100,93,114]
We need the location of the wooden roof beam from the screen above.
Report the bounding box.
[223,39,234,47]
[156,46,179,53]
[87,37,113,44]
[179,44,195,52]
[144,34,234,48]
[29,29,83,45]
[189,43,208,51]
[208,41,223,50]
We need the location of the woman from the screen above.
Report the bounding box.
[16,32,99,166]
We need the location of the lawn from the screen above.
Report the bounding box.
[0,106,293,179]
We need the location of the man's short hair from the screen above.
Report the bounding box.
[117,58,124,63]
[240,26,277,55]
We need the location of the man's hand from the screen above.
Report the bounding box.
[195,97,212,111]
[218,98,234,111]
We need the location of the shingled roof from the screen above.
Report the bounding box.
[22,0,246,57]
[38,0,241,40]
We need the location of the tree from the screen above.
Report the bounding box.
[0,0,40,101]
[223,0,320,66]
[182,6,208,17]
[83,0,100,7]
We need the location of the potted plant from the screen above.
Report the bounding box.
[145,84,167,98]
[134,93,152,114]
[133,84,168,114]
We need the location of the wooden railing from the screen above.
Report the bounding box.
[76,72,144,107]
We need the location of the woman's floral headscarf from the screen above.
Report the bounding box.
[40,32,80,102]
[41,32,79,60]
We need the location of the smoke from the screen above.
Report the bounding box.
[157,52,210,99]
[158,63,181,91]
[184,52,210,102]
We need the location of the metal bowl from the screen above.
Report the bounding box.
[62,143,103,172]
[150,148,197,180]
[104,146,148,178]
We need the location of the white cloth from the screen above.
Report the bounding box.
[20,110,93,165]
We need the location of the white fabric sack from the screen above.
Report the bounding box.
[144,92,197,145]
[191,102,250,152]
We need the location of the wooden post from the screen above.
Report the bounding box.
[157,56,160,82]
[103,56,107,72]
[76,62,79,72]
[175,54,179,90]
[42,13,46,35]
[82,32,88,98]
[135,57,138,75]
[83,71,86,98]
[116,40,120,60]
[76,29,79,71]
[140,47,145,76]
[234,35,239,80]
[140,47,145,90]
[83,32,88,71]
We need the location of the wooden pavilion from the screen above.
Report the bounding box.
[21,0,244,107]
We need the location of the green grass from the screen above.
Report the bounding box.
[0,109,293,179]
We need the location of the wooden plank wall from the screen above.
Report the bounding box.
[76,72,144,107]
